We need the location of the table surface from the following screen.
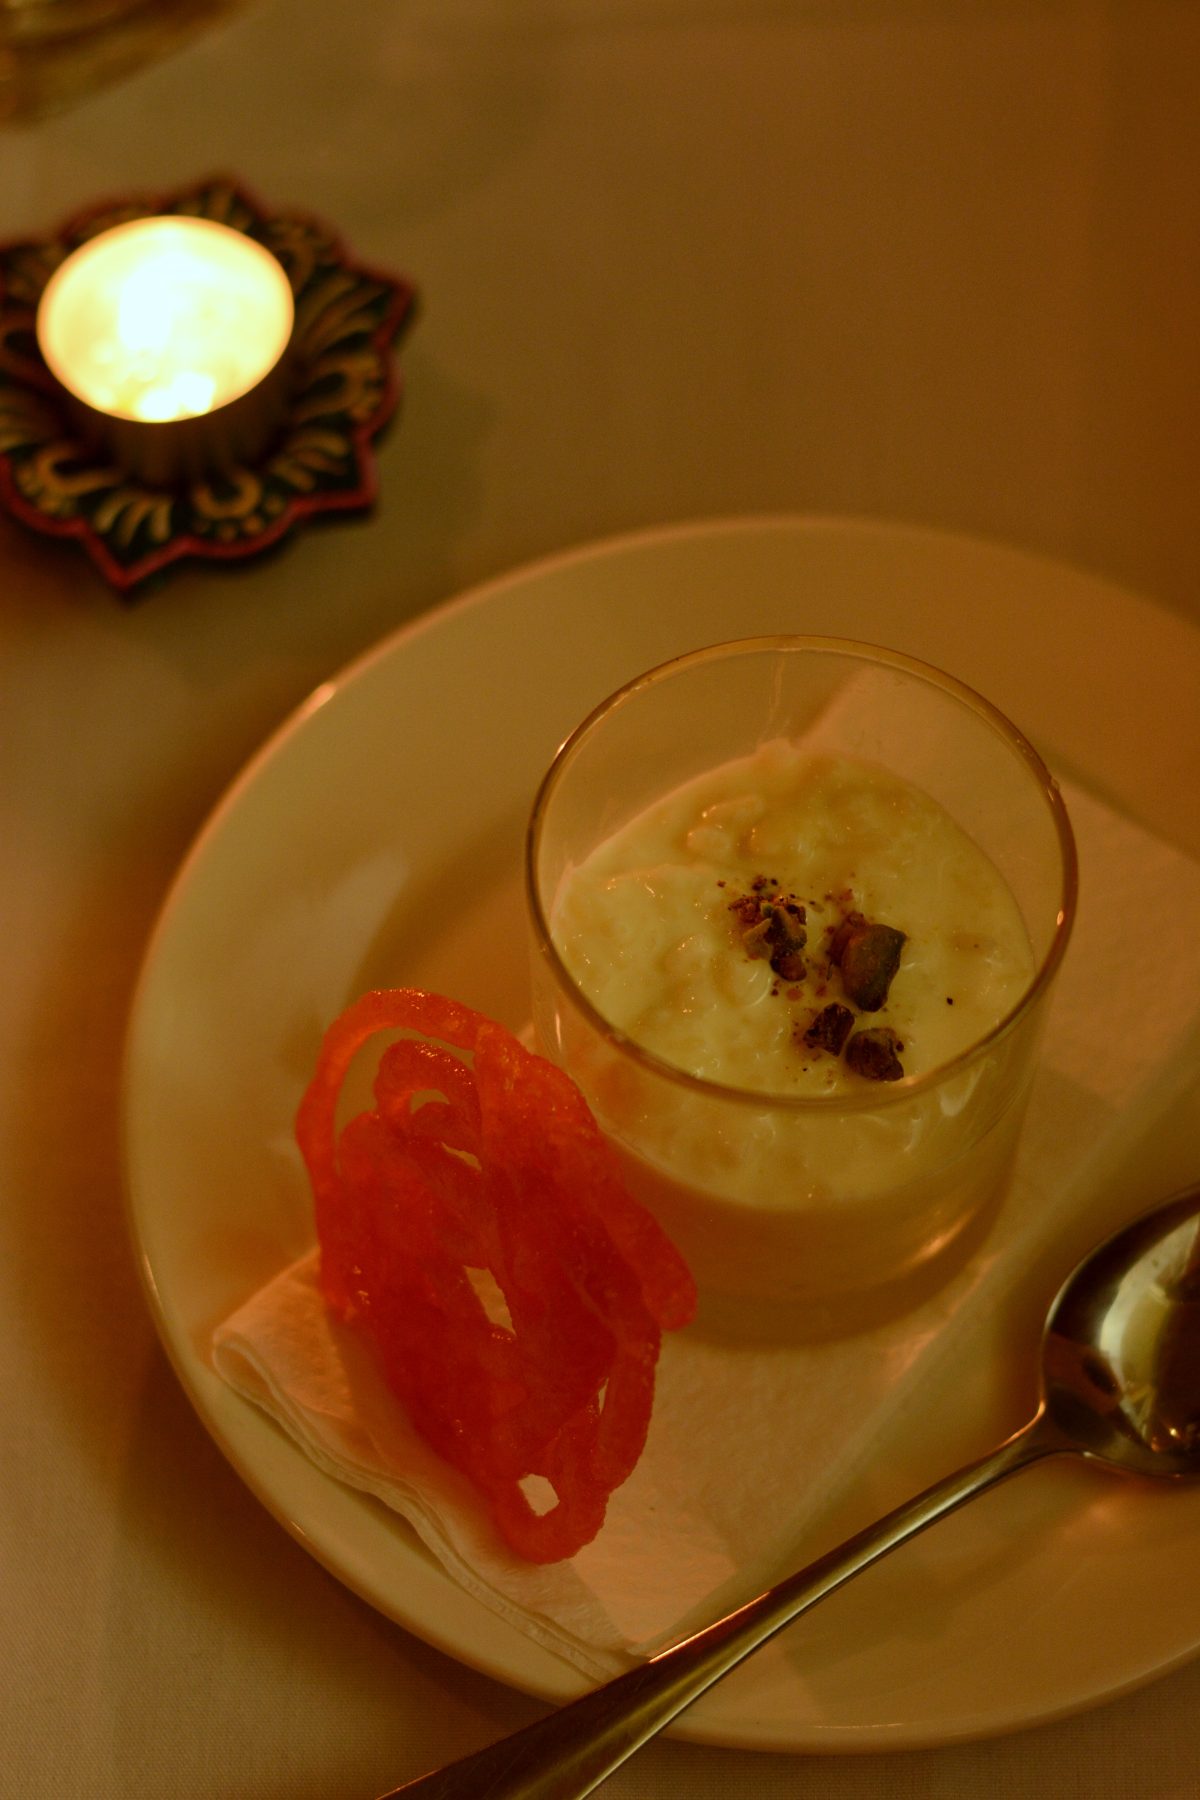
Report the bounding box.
[3,4,1199,1796]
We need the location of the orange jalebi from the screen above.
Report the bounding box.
[295,988,696,1562]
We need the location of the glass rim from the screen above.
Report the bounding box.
[525,633,1079,1116]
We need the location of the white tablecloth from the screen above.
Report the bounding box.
[3,3,1199,1795]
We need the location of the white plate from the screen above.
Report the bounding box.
[122,516,1200,1753]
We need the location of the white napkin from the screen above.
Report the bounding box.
[212,780,1200,1679]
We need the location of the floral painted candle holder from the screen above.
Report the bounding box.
[0,175,415,592]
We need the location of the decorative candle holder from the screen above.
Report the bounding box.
[0,176,415,592]
[35,213,296,486]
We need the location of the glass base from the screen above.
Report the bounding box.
[0,0,239,122]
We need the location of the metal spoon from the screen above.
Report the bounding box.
[384,1185,1200,1799]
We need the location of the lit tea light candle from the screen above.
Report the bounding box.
[36,215,295,485]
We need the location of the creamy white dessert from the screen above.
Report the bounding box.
[540,741,1039,1310]
[552,741,1033,1096]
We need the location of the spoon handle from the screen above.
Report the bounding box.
[383,1410,1067,1798]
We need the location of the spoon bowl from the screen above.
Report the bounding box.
[388,1184,1200,1798]
[1043,1188,1200,1476]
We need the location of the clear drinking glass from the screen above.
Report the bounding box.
[0,0,235,122]
[526,637,1077,1334]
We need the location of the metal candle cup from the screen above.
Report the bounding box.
[35,214,294,486]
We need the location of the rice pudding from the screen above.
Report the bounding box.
[526,638,1075,1316]
[551,742,1034,1099]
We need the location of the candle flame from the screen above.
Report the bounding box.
[36,217,294,425]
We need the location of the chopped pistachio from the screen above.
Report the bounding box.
[762,898,807,978]
[844,1026,905,1081]
[800,1003,854,1055]
[741,916,774,959]
[731,888,808,978]
[832,919,906,1011]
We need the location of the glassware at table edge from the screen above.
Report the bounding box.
[525,634,1078,1332]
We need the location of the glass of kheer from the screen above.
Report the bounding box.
[526,637,1077,1333]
